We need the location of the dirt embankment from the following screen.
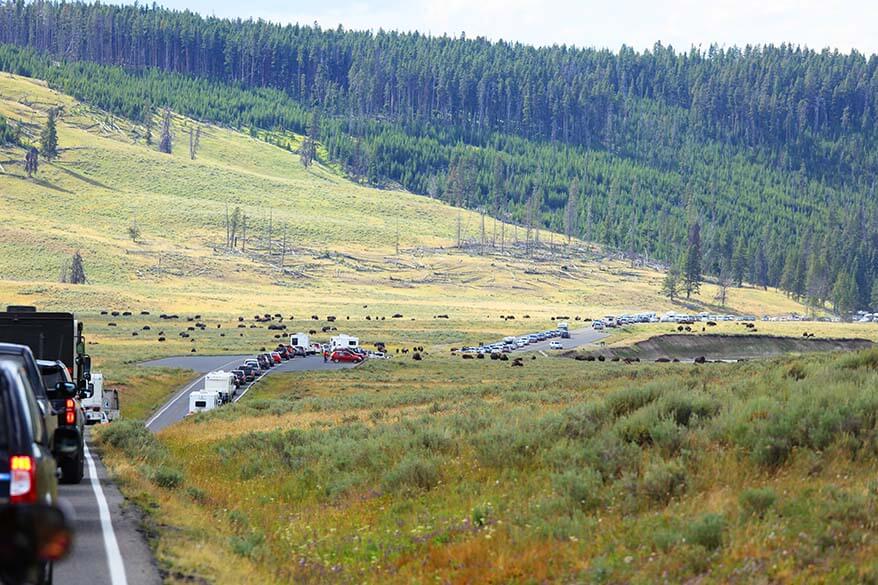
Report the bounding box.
[570,334,874,362]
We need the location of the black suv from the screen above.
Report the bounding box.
[0,358,59,584]
[38,361,86,484]
[0,345,87,484]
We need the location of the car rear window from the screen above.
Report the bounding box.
[40,366,66,390]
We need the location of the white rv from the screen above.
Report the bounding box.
[330,334,360,351]
[188,390,218,415]
[81,372,120,424]
[204,370,236,404]
[290,332,310,348]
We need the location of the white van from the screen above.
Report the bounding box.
[593,320,605,330]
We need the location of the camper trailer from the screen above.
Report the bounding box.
[289,332,310,349]
[188,390,219,415]
[204,370,236,404]
[330,334,360,351]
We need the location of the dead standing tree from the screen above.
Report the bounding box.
[60,251,87,284]
[158,108,173,154]
[188,125,201,160]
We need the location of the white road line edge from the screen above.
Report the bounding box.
[144,357,242,428]
[84,443,128,585]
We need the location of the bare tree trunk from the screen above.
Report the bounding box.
[280,226,287,270]
[242,215,247,251]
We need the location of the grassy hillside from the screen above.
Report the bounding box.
[0,72,807,322]
[99,348,878,584]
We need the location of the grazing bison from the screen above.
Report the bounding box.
[107,323,117,327]
[655,357,670,363]
[309,330,317,335]
[191,348,197,353]
[158,337,166,342]
[311,315,319,320]
[143,326,151,330]
[392,314,403,319]
[122,311,132,316]
[462,354,475,360]
[111,311,120,317]
[707,321,717,327]
[412,352,422,361]
[100,310,108,315]
[131,332,138,336]
[327,316,336,322]
[694,356,706,364]
[597,355,605,362]
[499,354,509,361]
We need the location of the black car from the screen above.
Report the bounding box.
[275,345,290,360]
[256,354,272,370]
[230,370,246,387]
[0,358,59,584]
[37,360,86,484]
[238,364,257,382]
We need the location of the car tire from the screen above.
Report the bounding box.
[60,449,84,484]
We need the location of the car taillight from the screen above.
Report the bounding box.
[65,398,76,425]
[10,455,36,504]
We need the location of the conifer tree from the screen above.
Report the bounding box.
[683,221,702,299]
[40,108,58,160]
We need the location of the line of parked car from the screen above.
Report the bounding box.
[457,324,570,356]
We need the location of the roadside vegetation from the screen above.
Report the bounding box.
[99,348,878,583]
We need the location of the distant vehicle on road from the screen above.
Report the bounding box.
[593,321,605,330]
[330,349,364,363]
[204,371,236,404]
[80,372,120,425]
[549,341,563,350]
[188,390,219,415]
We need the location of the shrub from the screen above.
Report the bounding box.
[150,466,183,489]
[656,391,721,427]
[652,527,683,552]
[551,467,604,511]
[229,531,264,559]
[840,349,878,371]
[99,420,165,462]
[583,434,642,480]
[739,487,777,519]
[382,454,440,492]
[641,459,687,504]
[560,402,608,440]
[685,513,726,551]
[186,486,207,503]
[605,383,664,419]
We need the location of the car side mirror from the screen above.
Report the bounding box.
[55,382,78,399]
[0,504,72,570]
[78,384,94,400]
[81,355,92,381]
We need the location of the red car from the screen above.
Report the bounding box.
[270,352,282,364]
[329,350,364,363]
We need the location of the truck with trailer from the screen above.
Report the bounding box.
[81,372,121,424]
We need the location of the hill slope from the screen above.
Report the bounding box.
[0,3,876,309]
[0,72,806,319]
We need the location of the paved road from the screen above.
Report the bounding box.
[513,327,607,353]
[143,354,355,432]
[55,432,161,585]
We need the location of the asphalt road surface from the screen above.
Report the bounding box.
[143,354,356,432]
[55,432,161,585]
[513,327,607,353]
